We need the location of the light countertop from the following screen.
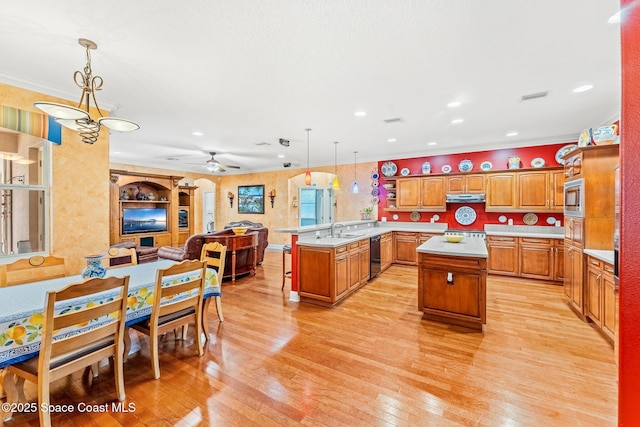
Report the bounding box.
[417,235,488,258]
[484,224,564,239]
[584,249,615,265]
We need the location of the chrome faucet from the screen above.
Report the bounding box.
[331,222,346,237]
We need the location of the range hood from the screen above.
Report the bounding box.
[446,193,486,203]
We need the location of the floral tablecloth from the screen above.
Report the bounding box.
[0,260,219,368]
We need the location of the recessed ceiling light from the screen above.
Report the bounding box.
[387,138,396,143]
[277,154,285,158]
[427,142,437,146]
[573,85,594,93]
[608,11,621,24]
[355,111,367,117]
[506,131,518,137]
[451,118,464,124]
[447,101,462,108]
[192,131,204,136]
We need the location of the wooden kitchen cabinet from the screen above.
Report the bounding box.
[380,232,393,272]
[586,254,616,344]
[418,252,487,331]
[392,176,446,212]
[446,174,485,194]
[564,242,584,316]
[393,232,418,265]
[298,238,371,307]
[485,173,517,211]
[519,237,554,280]
[487,235,518,276]
[553,240,565,281]
[518,171,552,211]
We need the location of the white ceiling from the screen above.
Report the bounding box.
[0,1,621,175]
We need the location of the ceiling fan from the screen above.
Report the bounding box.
[200,152,241,172]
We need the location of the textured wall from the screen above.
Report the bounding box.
[0,82,109,274]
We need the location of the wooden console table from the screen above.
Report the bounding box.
[206,231,259,282]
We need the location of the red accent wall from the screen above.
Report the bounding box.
[619,1,640,424]
[377,143,571,228]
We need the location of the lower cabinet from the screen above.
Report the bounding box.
[564,242,584,316]
[380,232,393,272]
[299,238,370,307]
[393,232,439,265]
[488,235,563,282]
[586,255,616,344]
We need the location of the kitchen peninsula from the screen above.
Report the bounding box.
[417,236,488,330]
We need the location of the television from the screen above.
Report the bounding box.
[122,208,168,234]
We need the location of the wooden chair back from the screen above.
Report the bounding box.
[102,247,138,269]
[6,275,130,426]
[0,255,67,287]
[132,259,207,379]
[200,242,227,276]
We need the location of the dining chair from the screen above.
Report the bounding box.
[102,247,138,268]
[200,242,227,323]
[131,259,207,379]
[0,255,67,287]
[3,276,130,427]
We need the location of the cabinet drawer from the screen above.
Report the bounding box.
[335,245,348,254]
[520,237,552,245]
[395,232,417,239]
[603,262,615,274]
[359,240,370,248]
[587,256,603,269]
[349,242,360,250]
[487,235,517,243]
[419,253,487,271]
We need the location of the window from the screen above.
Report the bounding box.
[0,129,50,257]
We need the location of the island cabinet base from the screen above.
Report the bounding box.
[418,253,487,331]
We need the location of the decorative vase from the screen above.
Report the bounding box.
[361,212,371,220]
[81,254,107,279]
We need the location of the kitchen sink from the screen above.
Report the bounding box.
[338,233,366,238]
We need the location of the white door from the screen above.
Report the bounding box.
[203,191,215,232]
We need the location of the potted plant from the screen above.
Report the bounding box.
[360,206,374,220]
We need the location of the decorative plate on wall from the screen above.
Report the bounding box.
[381,161,398,177]
[555,144,578,165]
[400,167,410,176]
[480,161,493,171]
[530,157,545,168]
[410,211,421,222]
[455,206,477,226]
[441,164,452,174]
[523,212,538,225]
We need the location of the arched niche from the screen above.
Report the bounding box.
[287,172,337,228]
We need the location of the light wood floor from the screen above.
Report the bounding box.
[2,249,618,426]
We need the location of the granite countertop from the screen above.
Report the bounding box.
[417,235,488,258]
[584,249,615,265]
[484,224,564,239]
[295,222,448,248]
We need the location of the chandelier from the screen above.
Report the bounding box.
[34,38,139,144]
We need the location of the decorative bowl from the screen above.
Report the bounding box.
[231,227,248,236]
[382,183,396,190]
[444,235,465,243]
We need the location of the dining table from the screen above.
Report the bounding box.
[0,259,220,370]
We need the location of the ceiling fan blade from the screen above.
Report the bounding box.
[221,164,241,169]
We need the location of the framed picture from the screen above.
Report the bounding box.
[238,185,265,214]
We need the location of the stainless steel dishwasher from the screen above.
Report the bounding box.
[370,234,381,279]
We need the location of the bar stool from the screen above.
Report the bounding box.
[282,244,292,290]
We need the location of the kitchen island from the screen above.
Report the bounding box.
[417,236,488,331]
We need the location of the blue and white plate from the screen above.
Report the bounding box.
[455,206,477,226]
[441,164,452,174]
[400,167,410,176]
[480,161,492,171]
[555,144,578,165]
[531,157,545,168]
[458,159,473,172]
[381,161,397,177]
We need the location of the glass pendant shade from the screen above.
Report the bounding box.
[34,102,89,120]
[352,181,359,193]
[332,176,340,189]
[305,170,311,185]
[98,117,140,132]
[352,151,359,193]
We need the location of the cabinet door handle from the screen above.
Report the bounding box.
[447,272,454,285]
[597,273,602,283]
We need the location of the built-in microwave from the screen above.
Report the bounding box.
[564,178,584,217]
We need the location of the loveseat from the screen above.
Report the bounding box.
[157,221,268,280]
[110,241,159,264]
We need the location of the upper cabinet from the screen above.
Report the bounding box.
[446,174,485,194]
[486,168,564,212]
[393,176,446,212]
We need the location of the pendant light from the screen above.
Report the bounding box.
[305,128,312,186]
[352,151,359,193]
[332,141,340,189]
